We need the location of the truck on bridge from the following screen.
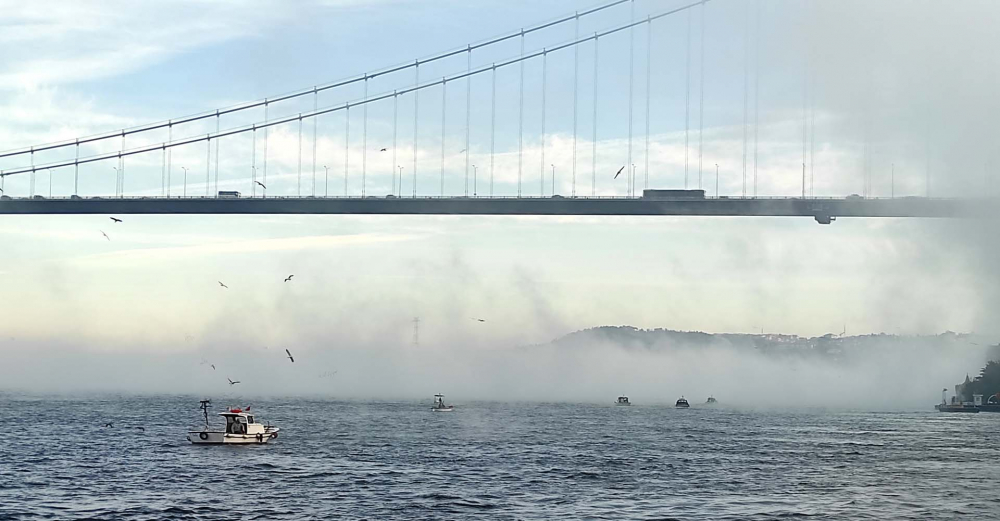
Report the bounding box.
[642,189,706,200]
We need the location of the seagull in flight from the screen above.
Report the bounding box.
[472,318,486,323]
[285,349,295,363]
[218,281,228,289]
[613,166,625,179]
[100,230,111,241]
[458,149,467,154]
[104,422,114,428]
[284,274,294,282]
[136,426,145,432]
[380,148,387,152]
[110,217,122,223]
[228,378,240,386]
[255,181,266,190]
[211,364,216,371]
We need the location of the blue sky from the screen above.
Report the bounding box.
[0,0,997,390]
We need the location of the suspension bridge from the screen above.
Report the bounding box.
[0,0,990,223]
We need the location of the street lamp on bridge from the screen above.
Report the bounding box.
[181,167,188,197]
[715,164,720,198]
[629,163,635,197]
[398,166,404,197]
[551,164,555,196]
[472,165,478,197]
[323,165,329,197]
[112,166,119,198]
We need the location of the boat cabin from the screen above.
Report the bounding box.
[220,409,265,435]
[616,396,631,405]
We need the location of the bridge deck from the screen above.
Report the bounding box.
[0,196,989,222]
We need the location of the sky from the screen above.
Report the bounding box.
[0,0,998,398]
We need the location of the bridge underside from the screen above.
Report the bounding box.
[0,197,989,223]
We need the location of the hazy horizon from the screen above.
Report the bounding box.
[2,0,999,406]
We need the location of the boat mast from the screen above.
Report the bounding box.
[200,399,212,427]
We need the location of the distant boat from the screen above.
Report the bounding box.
[935,403,979,413]
[615,396,631,406]
[431,394,454,412]
[675,397,690,408]
[936,388,979,413]
[705,396,718,405]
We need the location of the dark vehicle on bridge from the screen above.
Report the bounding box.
[642,189,706,200]
[218,191,241,198]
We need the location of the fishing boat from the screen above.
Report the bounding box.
[615,396,631,406]
[187,399,280,445]
[675,397,690,408]
[431,394,454,412]
[706,396,718,405]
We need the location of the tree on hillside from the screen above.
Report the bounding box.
[967,360,1000,401]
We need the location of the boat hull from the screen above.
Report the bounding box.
[431,407,454,412]
[934,404,979,413]
[187,428,280,444]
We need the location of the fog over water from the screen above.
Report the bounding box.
[1,0,999,410]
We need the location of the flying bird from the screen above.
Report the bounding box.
[136,426,145,432]
[285,349,295,363]
[211,364,216,371]
[319,370,338,379]
[0,187,4,193]
[613,166,625,179]
[227,378,240,386]
[380,148,387,152]
[104,422,114,428]
[110,217,122,223]
[218,281,228,289]
[255,181,267,189]
[458,149,467,154]
[100,230,110,241]
[472,318,485,323]
[284,275,294,282]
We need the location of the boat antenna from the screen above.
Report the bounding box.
[199,399,212,428]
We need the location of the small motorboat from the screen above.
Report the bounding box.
[615,396,631,406]
[706,396,718,405]
[675,397,690,408]
[431,394,454,412]
[187,399,280,445]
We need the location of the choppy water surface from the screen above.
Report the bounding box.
[2,396,999,520]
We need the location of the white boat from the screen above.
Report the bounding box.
[615,396,632,406]
[675,397,690,408]
[431,394,454,412]
[187,400,280,445]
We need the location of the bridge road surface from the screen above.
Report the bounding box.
[0,196,990,224]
